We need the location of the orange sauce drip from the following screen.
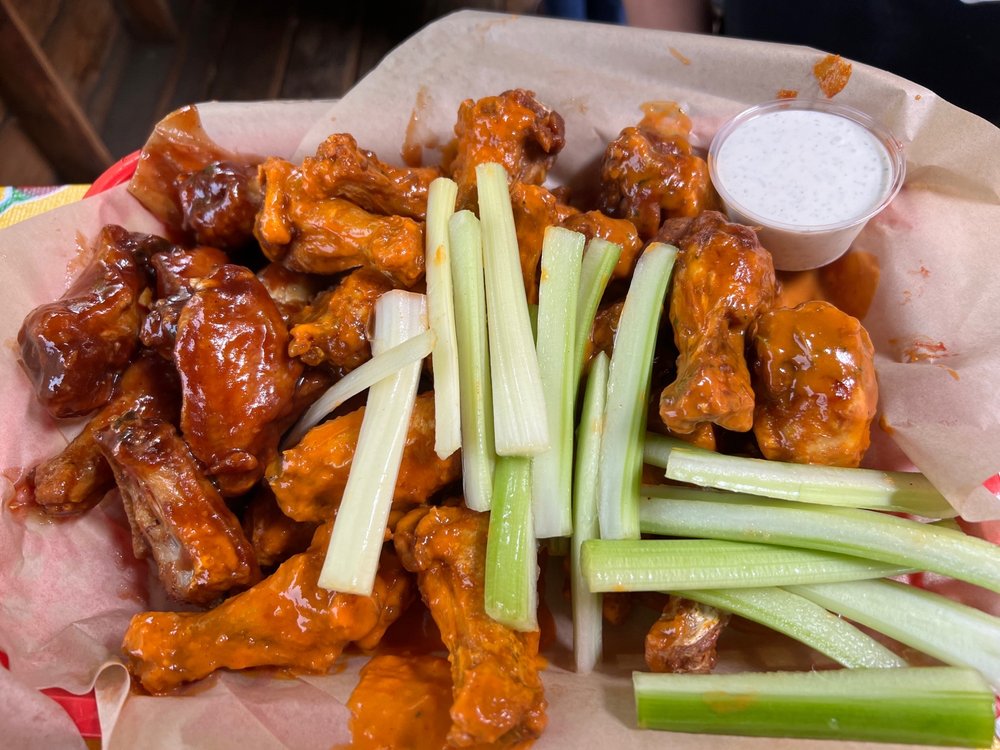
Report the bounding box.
[669,47,691,65]
[402,86,431,168]
[813,54,852,98]
[776,88,799,99]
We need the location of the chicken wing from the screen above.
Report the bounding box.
[580,300,623,373]
[256,263,327,326]
[645,597,728,674]
[657,211,776,435]
[288,267,392,371]
[267,392,460,523]
[140,245,229,358]
[560,210,643,281]
[301,133,441,220]
[750,300,878,467]
[176,161,262,250]
[394,505,547,748]
[242,485,317,569]
[17,225,164,418]
[175,264,302,497]
[599,104,714,240]
[448,89,565,210]
[30,353,180,517]
[122,523,412,694]
[255,158,424,288]
[95,415,259,605]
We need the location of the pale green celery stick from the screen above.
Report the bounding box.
[573,238,621,384]
[572,351,608,674]
[638,492,1000,594]
[424,177,461,458]
[790,578,1000,690]
[282,330,433,448]
[476,162,549,456]
[532,226,585,539]
[642,433,956,518]
[681,587,907,669]
[448,210,495,511]
[318,291,426,595]
[597,243,677,540]
[581,538,910,593]
[633,667,996,748]
[485,455,538,631]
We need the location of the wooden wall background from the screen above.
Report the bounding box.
[0,0,529,186]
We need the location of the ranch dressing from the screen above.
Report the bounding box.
[714,110,893,228]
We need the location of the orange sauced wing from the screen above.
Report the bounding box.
[645,597,729,674]
[394,505,547,748]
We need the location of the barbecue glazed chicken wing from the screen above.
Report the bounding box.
[17,225,165,418]
[657,211,776,435]
[123,524,412,694]
[176,161,262,250]
[395,505,547,748]
[301,133,440,220]
[255,157,424,287]
[645,597,729,674]
[288,267,393,372]
[95,414,259,605]
[30,353,180,517]
[267,392,461,523]
[448,89,566,210]
[750,300,878,467]
[256,262,327,326]
[599,104,714,240]
[175,264,302,497]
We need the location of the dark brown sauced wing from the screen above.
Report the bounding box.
[394,505,547,748]
[288,268,393,371]
[176,161,262,249]
[447,89,565,210]
[254,158,424,288]
[17,225,164,418]
[750,300,878,467]
[300,133,441,220]
[30,353,180,517]
[255,263,327,327]
[175,264,302,497]
[267,392,460,524]
[95,414,259,605]
[658,211,776,435]
[122,523,412,694]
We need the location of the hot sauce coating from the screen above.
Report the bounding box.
[750,300,878,467]
[95,415,259,605]
[123,524,412,694]
[447,89,566,210]
[17,225,163,418]
[267,392,461,523]
[657,211,776,435]
[394,505,547,748]
[30,353,180,517]
[175,264,302,497]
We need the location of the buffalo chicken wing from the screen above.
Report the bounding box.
[657,211,776,435]
[645,597,728,674]
[395,505,547,748]
[750,300,878,467]
[123,524,412,694]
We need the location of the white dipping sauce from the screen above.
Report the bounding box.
[715,110,893,228]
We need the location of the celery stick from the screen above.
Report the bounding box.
[318,292,426,596]
[485,455,538,631]
[790,579,1000,690]
[448,210,495,511]
[476,162,549,456]
[643,433,956,517]
[638,492,1000,594]
[598,243,677,540]
[424,177,462,458]
[533,226,585,538]
[283,331,434,448]
[681,588,907,669]
[572,351,608,673]
[574,237,621,384]
[581,539,909,593]
[633,667,996,748]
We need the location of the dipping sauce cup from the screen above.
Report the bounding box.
[709,99,906,271]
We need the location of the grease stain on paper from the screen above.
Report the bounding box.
[669,47,691,65]
[402,85,439,168]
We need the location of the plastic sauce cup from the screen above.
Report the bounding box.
[708,99,905,271]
